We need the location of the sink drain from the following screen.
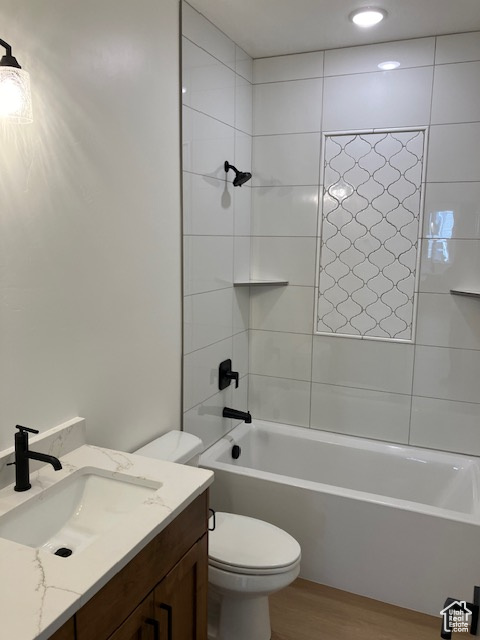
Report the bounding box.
[54,547,73,557]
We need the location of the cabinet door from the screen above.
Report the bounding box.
[49,618,75,640]
[154,534,208,640]
[108,594,156,640]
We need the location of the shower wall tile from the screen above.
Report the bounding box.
[235,74,253,134]
[233,236,251,281]
[310,383,410,444]
[250,285,315,334]
[423,182,480,239]
[184,235,234,296]
[236,45,253,83]
[312,336,414,395]
[234,130,252,175]
[435,32,480,65]
[182,107,235,179]
[253,51,324,84]
[249,375,311,427]
[410,396,480,456]
[431,61,480,124]
[183,172,234,236]
[416,293,480,350]
[252,133,321,186]
[413,346,480,403]
[233,287,250,333]
[182,38,236,127]
[234,185,252,236]
[427,123,480,182]
[249,330,313,381]
[182,2,252,445]
[183,288,233,355]
[183,337,233,411]
[251,186,319,237]
[233,330,249,378]
[253,79,323,135]
[323,67,433,131]
[183,387,233,450]
[250,237,317,286]
[324,38,435,76]
[182,2,235,70]
[230,376,249,427]
[419,239,480,293]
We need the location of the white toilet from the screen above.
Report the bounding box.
[135,431,301,640]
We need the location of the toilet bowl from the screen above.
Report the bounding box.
[134,431,301,640]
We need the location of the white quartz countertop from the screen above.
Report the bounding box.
[0,444,213,640]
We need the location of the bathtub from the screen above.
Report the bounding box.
[199,420,480,616]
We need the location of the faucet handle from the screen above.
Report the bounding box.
[15,425,39,435]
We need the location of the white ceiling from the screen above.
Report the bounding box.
[187,0,480,58]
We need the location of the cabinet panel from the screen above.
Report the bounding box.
[154,534,208,640]
[48,618,75,640]
[108,594,155,640]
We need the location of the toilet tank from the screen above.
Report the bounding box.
[134,431,203,466]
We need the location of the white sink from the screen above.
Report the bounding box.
[0,468,161,556]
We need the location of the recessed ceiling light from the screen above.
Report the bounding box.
[378,60,401,70]
[349,7,387,28]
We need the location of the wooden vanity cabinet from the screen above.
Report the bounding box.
[48,619,75,640]
[49,492,208,640]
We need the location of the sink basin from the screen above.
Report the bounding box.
[0,468,161,555]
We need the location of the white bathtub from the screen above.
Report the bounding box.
[199,420,480,615]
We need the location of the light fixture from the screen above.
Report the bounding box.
[349,7,387,28]
[378,60,401,70]
[0,39,32,123]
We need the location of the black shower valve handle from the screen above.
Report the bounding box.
[219,359,239,390]
[226,370,239,388]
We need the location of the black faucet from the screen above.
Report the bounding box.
[10,425,62,492]
[223,407,252,423]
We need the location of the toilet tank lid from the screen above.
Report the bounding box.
[135,431,203,464]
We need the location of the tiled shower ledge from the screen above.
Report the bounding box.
[234,279,289,287]
[450,289,480,298]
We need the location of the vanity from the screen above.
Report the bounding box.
[51,492,208,640]
[0,420,213,640]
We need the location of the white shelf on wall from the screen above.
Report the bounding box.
[233,279,289,287]
[450,289,480,298]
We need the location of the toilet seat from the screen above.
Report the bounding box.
[208,512,301,576]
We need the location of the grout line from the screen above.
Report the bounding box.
[252,29,480,64]
[250,374,480,407]
[185,330,249,356]
[183,104,253,137]
[184,373,249,414]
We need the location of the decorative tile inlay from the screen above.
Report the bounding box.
[316,129,426,341]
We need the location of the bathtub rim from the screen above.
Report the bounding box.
[199,420,480,526]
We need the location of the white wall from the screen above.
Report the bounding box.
[250,33,480,456]
[0,0,182,452]
[181,2,252,449]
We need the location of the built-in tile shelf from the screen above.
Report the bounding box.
[450,289,480,298]
[234,279,289,287]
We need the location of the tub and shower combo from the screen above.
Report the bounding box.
[200,420,480,616]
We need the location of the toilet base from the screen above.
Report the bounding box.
[208,589,271,640]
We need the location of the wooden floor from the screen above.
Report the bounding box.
[270,579,441,640]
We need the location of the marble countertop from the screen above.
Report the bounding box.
[0,444,213,640]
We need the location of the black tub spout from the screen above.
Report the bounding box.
[223,407,252,423]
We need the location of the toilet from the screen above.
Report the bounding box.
[135,431,301,640]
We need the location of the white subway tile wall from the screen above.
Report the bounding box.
[181,10,480,456]
[182,2,252,448]
[249,31,480,455]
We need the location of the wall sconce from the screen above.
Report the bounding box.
[0,39,32,123]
